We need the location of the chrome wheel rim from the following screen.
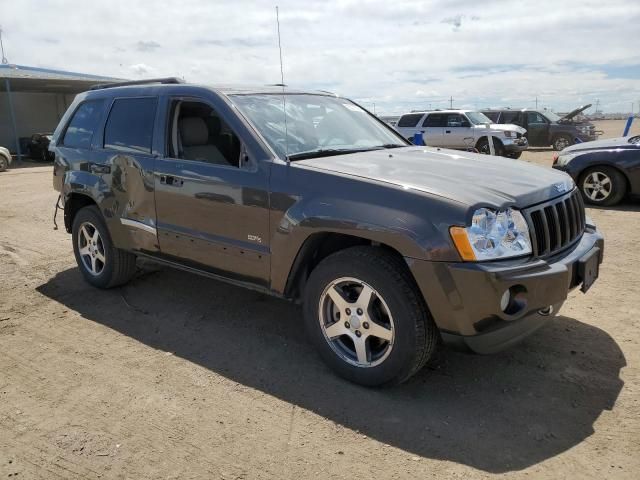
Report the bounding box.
[583,171,612,202]
[318,277,395,368]
[77,222,106,276]
[555,137,570,150]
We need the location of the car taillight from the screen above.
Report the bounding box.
[552,153,559,164]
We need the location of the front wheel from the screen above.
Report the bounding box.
[579,166,626,206]
[552,135,572,151]
[476,137,505,157]
[72,206,137,288]
[0,155,8,172]
[303,246,438,386]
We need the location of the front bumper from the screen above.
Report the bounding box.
[502,137,529,153]
[407,227,604,354]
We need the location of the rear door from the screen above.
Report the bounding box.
[421,113,446,146]
[153,95,271,287]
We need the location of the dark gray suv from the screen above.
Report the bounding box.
[51,78,604,386]
[483,106,599,150]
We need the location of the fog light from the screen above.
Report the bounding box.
[500,290,511,312]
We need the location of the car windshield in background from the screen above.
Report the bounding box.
[466,111,493,125]
[544,110,562,122]
[230,94,406,160]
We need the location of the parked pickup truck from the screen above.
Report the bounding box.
[51,78,604,386]
[482,106,599,150]
[0,145,11,172]
[395,109,528,158]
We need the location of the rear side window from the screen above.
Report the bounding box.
[501,111,520,124]
[483,111,500,122]
[423,113,447,127]
[63,99,105,149]
[104,97,158,154]
[397,113,424,128]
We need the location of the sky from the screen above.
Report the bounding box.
[2,0,640,114]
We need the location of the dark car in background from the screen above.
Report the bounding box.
[553,135,640,206]
[27,133,55,161]
[483,105,599,151]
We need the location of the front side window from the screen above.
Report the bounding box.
[230,94,405,159]
[168,100,242,167]
[527,112,548,124]
[104,97,158,154]
[446,114,467,127]
[397,113,424,128]
[63,99,105,149]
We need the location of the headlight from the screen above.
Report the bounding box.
[556,152,579,166]
[450,208,532,261]
[503,131,513,138]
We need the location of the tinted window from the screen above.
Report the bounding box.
[501,111,521,124]
[446,114,467,127]
[483,111,500,122]
[397,113,424,127]
[527,112,547,124]
[104,97,158,154]
[423,113,447,127]
[63,100,105,149]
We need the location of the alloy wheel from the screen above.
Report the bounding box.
[583,171,612,202]
[77,222,106,276]
[318,277,395,368]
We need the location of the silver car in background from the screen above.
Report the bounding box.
[395,109,528,158]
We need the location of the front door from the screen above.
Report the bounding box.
[442,113,473,148]
[525,111,550,147]
[154,96,271,287]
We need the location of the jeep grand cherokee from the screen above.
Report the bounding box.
[51,78,604,386]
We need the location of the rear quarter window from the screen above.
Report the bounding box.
[483,111,500,122]
[104,97,158,154]
[397,113,424,128]
[62,99,106,149]
[501,111,521,124]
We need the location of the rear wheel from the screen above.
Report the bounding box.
[72,206,137,288]
[579,166,626,206]
[303,246,438,386]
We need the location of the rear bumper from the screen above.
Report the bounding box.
[407,227,604,353]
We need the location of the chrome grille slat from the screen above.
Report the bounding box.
[525,189,585,258]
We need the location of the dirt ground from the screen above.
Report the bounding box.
[1,120,639,479]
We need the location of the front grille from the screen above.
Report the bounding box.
[524,189,585,257]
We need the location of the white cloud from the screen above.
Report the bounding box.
[2,0,639,113]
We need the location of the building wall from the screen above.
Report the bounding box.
[0,92,76,152]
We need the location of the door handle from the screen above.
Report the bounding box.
[160,175,183,187]
[445,130,451,134]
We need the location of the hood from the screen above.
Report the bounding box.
[561,104,592,121]
[563,135,640,154]
[297,147,573,209]
[485,123,526,134]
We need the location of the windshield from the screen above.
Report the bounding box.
[543,110,561,122]
[230,94,406,159]
[465,111,493,125]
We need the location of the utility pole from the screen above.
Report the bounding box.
[372,103,376,115]
[535,96,538,109]
[449,96,453,109]
[0,26,9,64]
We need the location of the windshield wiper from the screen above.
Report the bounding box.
[376,144,405,149]
[287,148,377,161]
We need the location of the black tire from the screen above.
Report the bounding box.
[303,246,438,386]
[0,155,8,172]
[476,137,505,157]
[507,151,522,159]
[579,166,626,206]
[72,205,137,288]
[552,135,573,151]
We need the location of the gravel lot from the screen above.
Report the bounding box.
[1,120,639,479]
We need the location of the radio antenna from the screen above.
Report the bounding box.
[276,6,289,162]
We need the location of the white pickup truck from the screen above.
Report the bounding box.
[0,146,12,172]
[394,109,528,158]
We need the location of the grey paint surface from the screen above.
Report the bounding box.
[51,83,603,350]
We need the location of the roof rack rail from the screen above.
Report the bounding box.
[90,77,185,90]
